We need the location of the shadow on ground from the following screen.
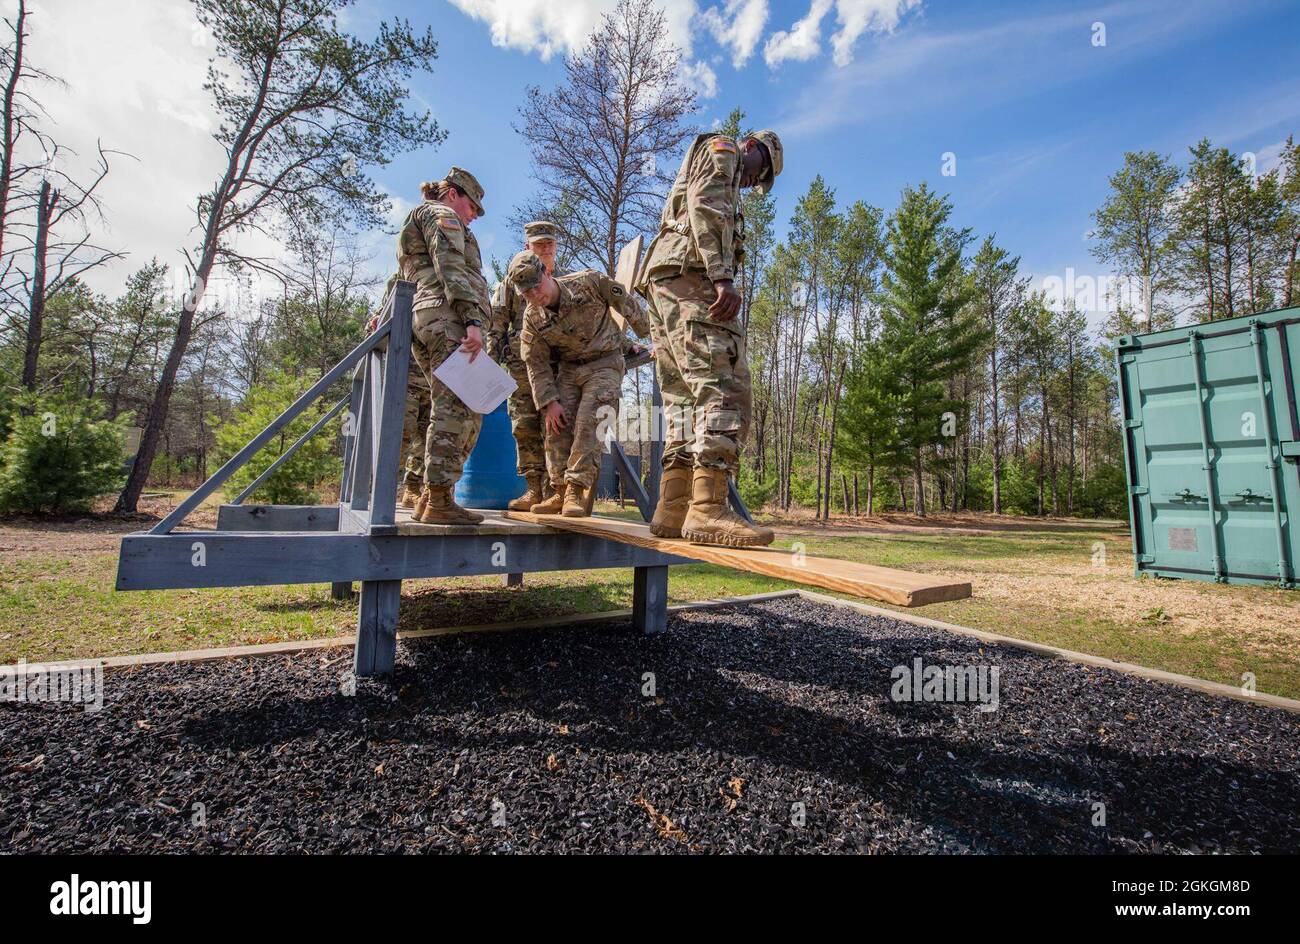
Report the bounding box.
[2,597,1295,853]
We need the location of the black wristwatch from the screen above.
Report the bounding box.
[464,318,483,328]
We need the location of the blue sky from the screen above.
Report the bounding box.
[367,0,1300,326]
[21,0,1300,328]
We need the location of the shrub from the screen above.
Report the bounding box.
[1079,460,1129,520]
[0,395,127,514]
[736,465,776,512]
[215,370,342,505]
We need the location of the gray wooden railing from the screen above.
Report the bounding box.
[151,282,413,535]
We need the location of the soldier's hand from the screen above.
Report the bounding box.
[709,279,741,322]
[545,401,568,434]
[461,325,484,362]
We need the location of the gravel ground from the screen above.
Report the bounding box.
[3,597,1298,854]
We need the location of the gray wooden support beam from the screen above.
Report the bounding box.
[504,572,523,587]
[331,581,354,600]
[339,368,365,504]
[648,373,664,505]
[117,530,689,590]
[609,439,652,521]
[354,579,401,676]
[349,355,375,513]
[367,281,412,529]
[232,396,349,505]
[633,565,668,634]
[216,503,340,532]
[151,318,393,534]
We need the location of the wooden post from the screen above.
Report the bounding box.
[340,368,364,504]
[367,281,412,528]
[331,581,354,600]
[354,579,401,676]
[353,283,413,677]
[633,565,668,634]
[349,356,374,512]
[504,572,523,587]
[648,373,664,506]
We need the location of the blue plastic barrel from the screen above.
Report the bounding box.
[454,401,526,509]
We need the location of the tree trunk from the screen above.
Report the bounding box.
[913,447,926,517]
[115,265,209,512]
[21,179,54,391]
[0,1,26,263]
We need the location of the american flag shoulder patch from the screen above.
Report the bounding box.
[711,138,737,153]
[438,216,461,229]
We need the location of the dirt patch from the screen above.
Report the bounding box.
[0,494,219,554]
[767,509,1125,538]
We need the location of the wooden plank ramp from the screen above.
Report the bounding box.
[504,512,971,607]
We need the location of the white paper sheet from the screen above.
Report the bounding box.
[432,347,517,414]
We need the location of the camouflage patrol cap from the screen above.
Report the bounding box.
[524,220,561,243]
[748,130,783,194]
[446,166,486,216]
[508,250,546,292]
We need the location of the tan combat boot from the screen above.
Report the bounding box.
[508,471,546,512]
[530,481,566,515]
[413,485,430,520]
[681,468,774,547]
[649,466,692,538]
[562,483,588,517]
[400,480,422,509]
[415,485,484,524]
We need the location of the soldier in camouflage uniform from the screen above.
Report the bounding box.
[635,130,783,547]
[396,167,492,525]
[510,251,650,517]
[490,220,563,511]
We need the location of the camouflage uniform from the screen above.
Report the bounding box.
[401,363,432,491]
[636,132,757,474]
[396,169,491,488]
[516,260,650,490]
[489,275,550,477]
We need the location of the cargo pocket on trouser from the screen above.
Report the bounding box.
[423,332,475,486]
[682,321,747,471]
[568,368,620,487]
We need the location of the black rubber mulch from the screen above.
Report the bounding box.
[2,597,1297,853]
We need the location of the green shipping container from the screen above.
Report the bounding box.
[1116,305,1300,588]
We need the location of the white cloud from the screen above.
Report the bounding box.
[444,0,610,61]
[682,60,719,98]
[764,0,832,67]
[829,0,920,66]
[10,0,283,303]
[446,0,723,96]
[701,0,770,67]
[764,0,919,68]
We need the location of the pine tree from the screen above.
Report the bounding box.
[876,184,982,516]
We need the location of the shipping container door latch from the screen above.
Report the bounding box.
[1230,488,1272,505]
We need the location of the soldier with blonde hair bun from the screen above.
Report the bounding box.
[396,166,492,524]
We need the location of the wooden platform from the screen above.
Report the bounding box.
[504,512,972,607]
[342,506,554,536]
